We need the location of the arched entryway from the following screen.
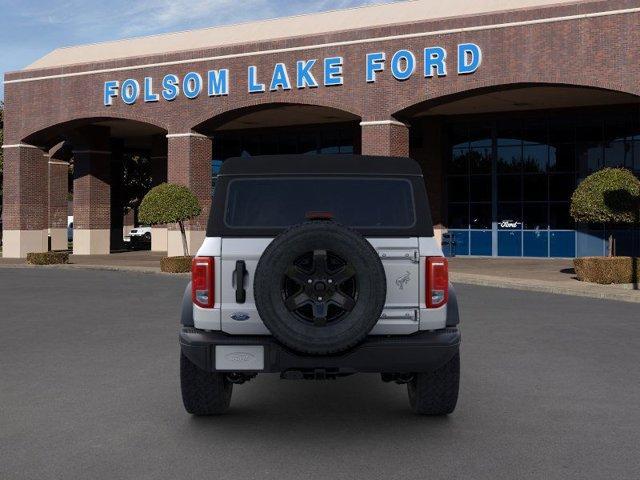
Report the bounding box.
[395,84,640,258]
[195,103,361,158]
[3,118,167,257]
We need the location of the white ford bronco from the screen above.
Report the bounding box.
[179,155,461,415]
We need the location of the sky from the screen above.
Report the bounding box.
[0,0,401,100]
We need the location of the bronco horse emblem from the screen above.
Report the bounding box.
[395,271,411,290]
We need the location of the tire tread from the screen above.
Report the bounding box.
[408,352,460,415]
[180,352,233,415]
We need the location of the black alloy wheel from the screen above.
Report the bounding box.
[282,249,357,326]
[253,221,387,355]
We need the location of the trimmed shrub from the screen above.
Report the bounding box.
[139,183,202,256]
[160,256,193,273]
[570,168,640,224]
[139,183,201,225]
[574,256,640,284]
[26,251,69,265]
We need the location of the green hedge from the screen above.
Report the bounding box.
[26,251,69,265]
[160,256,192,273]
[574,256,640,284]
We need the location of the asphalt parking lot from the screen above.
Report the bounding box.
[1,268,639,480]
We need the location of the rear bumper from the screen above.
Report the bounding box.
[179,327,460,374]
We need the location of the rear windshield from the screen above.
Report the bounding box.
[224,177,416,229]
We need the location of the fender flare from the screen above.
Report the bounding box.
[446,284,460,327]
[181,282,194,327]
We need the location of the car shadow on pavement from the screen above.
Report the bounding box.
[179,375,455,435]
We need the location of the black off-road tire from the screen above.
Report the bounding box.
[407,352,460,415]
[254,221,386,355]
[180,352,233,415]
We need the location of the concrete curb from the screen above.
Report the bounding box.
[451,272,640,303]
[0,263,190,276]
[2,263,638,301]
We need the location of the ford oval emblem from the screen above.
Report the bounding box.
[226,352,255,363]
[231,312,250,321]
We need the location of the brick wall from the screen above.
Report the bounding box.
[5,1,640,146]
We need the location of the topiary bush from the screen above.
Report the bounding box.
[574,256,640,284]
[139,183,202,256]
[27,251,69,265]
[570,168,640,257]
[160,256,192,273]
[571,168,640,224]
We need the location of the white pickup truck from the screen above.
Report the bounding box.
[179,155,461,415]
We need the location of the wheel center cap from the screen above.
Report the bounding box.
[313,281,327,292]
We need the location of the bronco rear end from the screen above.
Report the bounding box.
[179,155,461,415]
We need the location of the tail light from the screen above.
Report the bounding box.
[192,257,215,308]
[426,257,448,308]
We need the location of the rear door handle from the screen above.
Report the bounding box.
[234,260,247,303]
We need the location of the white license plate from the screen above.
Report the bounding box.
[215,345,264,371]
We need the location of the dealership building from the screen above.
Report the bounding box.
[2,0,640,258]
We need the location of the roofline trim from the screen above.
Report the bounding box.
[360,120,408,127]
[5,6,639,85]
[165,132,212,139]
[1,143,42,150]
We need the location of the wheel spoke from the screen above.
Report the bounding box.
[331,264,355,285]
[312,250,328,275]
[285,265,309,286]
[331,291,356,312]
[284,292,311,311]
[312,302,328,326]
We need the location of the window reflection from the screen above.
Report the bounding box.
[446,109,639,256]
[212,123,358,160]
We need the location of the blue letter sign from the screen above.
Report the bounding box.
[103,44,483,105]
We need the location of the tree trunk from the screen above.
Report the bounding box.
[608,233,614,257]
[634,208,639,290]
[178,221,189,257]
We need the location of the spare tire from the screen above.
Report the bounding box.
[254,221,386,355]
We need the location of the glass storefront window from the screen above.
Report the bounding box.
[549,174,575,201]
[497,175,521,202]
[450,148,469,174]
[523,203,548,229]
[577,142,603,174]
[523,144,548,173]
[549,144,575,172]
[497,202,522,229]
[470,203,492,229]
[604,140,632,168]
[497,145,522,173]
[549,202,573,229]
[445,107,640,257]
[447,204,469,229]
[523,175,547,201]
[447,176,469,203]
[470,147,492,173]
[470,175,491,202]
[212,123,358,160]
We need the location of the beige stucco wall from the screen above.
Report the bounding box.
[2,230,48,258]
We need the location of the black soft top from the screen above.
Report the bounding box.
[208,155,433,237]
[219,155,424,177]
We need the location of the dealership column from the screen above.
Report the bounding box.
[166,132,212,257]
[151,134,168,252]
[360,120,409,157]
[1,144,49,258]
[72,126,112,255]
[48,143,70,251]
